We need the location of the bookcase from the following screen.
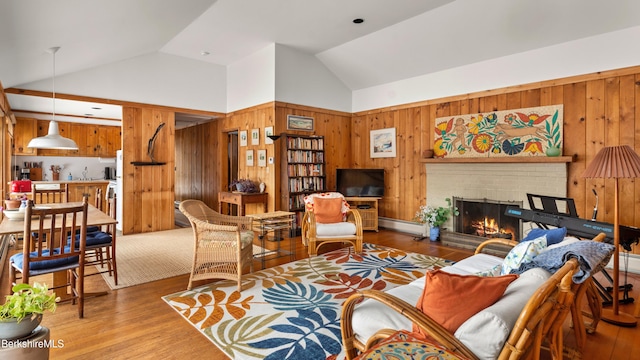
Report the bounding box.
[279,134,326,235]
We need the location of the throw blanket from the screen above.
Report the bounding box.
[511,241,614,283]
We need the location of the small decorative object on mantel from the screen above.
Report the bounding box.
[229,179,259,193]
[412,198,459,242]
[131,123,167,166]
[422,149,434,158]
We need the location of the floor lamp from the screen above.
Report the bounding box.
[582,145,640,327]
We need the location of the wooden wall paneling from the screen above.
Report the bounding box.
[563,82,587,218]
[505,92,522,110]
[585,80,607,222]
[69,123,87,157]
[397,108,420,222]
[618,75,637,235]
[635,75,640,243]
[202,121,220,207]
[121,106,175,234]
[521,88,541,108]
[122,107,139,234]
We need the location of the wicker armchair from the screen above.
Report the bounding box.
[300,192,363,256]
[341,257,582,360]
[179,199,255,292]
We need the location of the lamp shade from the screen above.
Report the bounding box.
[582,145,640,179]
[27,121,79,150]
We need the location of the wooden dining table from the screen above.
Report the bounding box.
[0,202,117,298]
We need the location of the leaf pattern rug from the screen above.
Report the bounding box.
[162,243,453,360]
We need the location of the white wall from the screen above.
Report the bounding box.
[20,52,228,113]
[226,44,276,113]
[275,44,351,112]
[352,26,640,113]
[13,155,116,181]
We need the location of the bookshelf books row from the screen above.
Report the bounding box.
[288,177,325,193]
[287,163,324,177]
[286,136,324,150]
[287,150,324,163]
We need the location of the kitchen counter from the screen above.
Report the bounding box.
[9,180,111,210]
[31,180,111,184]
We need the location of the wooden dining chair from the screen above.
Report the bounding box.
[9,196,89,318]
[84,189,118,285]
[32,183,69,204]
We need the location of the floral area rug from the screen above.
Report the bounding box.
[162,243,453,360]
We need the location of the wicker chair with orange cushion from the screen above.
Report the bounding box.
[301,192,363,256]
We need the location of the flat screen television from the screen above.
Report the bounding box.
[336,168,384,197]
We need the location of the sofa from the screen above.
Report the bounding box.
[341,232,614,360]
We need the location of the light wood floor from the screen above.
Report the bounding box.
[3,229,640,359]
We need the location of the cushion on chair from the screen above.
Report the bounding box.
[522,227,567,245]
[500,236,547,275]
[313,197,344,223]
[200,229,254,248]
[71,231,112,247]
[303,192,350,216]
[413,270,518,337]
[454,268,551,359]
[356,330,464,360]
[10,247,79,271]
[316,222,357,236]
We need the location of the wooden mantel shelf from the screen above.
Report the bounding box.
[420,155,575,164]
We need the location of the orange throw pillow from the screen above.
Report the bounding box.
[313,197,344,223]
[413,269,518,337]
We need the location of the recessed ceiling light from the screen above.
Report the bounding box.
[85,113,94,117]
[353,18,364,24]
[201,51,210,56]
[91,107,102,110]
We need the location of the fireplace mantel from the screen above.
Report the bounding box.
[420,155,574,164]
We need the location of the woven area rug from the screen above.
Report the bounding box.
[162,243,453,359]
[98,227,266,290]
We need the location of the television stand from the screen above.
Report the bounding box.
[345,197,381,231]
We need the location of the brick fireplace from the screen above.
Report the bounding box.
[425,160,569,251]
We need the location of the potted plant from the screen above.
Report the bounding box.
[413,198,459,241]
[0,283,58,340]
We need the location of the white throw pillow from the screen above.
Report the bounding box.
[500,236,547,275]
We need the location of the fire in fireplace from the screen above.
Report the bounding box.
[453,197,523,241]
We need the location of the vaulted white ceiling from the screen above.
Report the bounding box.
[2,0,640,120]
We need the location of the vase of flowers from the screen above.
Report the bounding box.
[413,198,458,241]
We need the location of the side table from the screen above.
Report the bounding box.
[218,191,268,216]
[247,211,295,269]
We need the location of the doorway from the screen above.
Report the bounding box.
[226,131,239,214]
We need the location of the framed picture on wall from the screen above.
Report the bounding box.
[287,115,314,131]
[251,128,260,145]
[257,149,267,167]
[370,127,397,158]
[246,150,254,166]
[265,126,274,144]
[240,130,248,147]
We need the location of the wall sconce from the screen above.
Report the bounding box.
[267,134,282,141]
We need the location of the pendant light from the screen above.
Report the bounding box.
[27,46,79,150]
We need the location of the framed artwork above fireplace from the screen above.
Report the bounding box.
[434,104,563,159]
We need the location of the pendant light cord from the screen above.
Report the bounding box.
[50,46,59,120]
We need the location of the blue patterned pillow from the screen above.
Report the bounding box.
[522,227,567,246]
[501,236,547,275]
